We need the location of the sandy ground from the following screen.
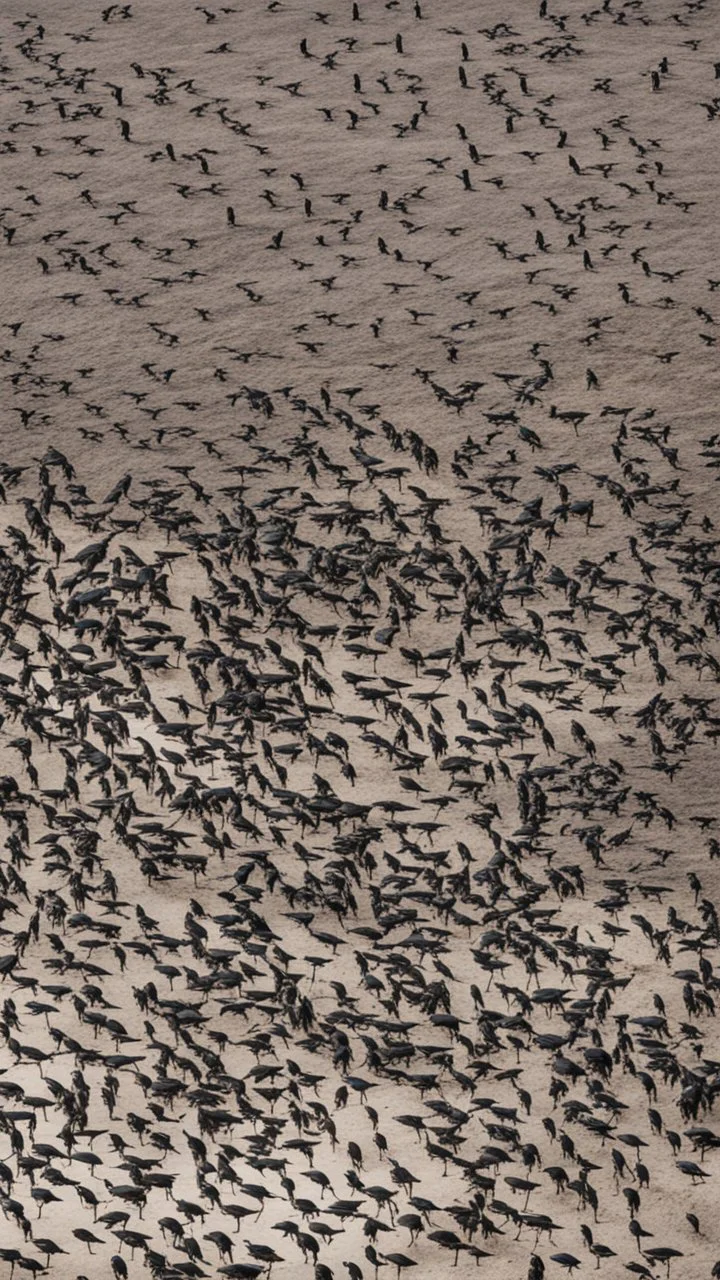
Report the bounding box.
[1,2,720,1279]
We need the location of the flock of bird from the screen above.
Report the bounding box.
[2,0,720,1278]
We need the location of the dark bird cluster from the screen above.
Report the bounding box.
[1,1,720,1279]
